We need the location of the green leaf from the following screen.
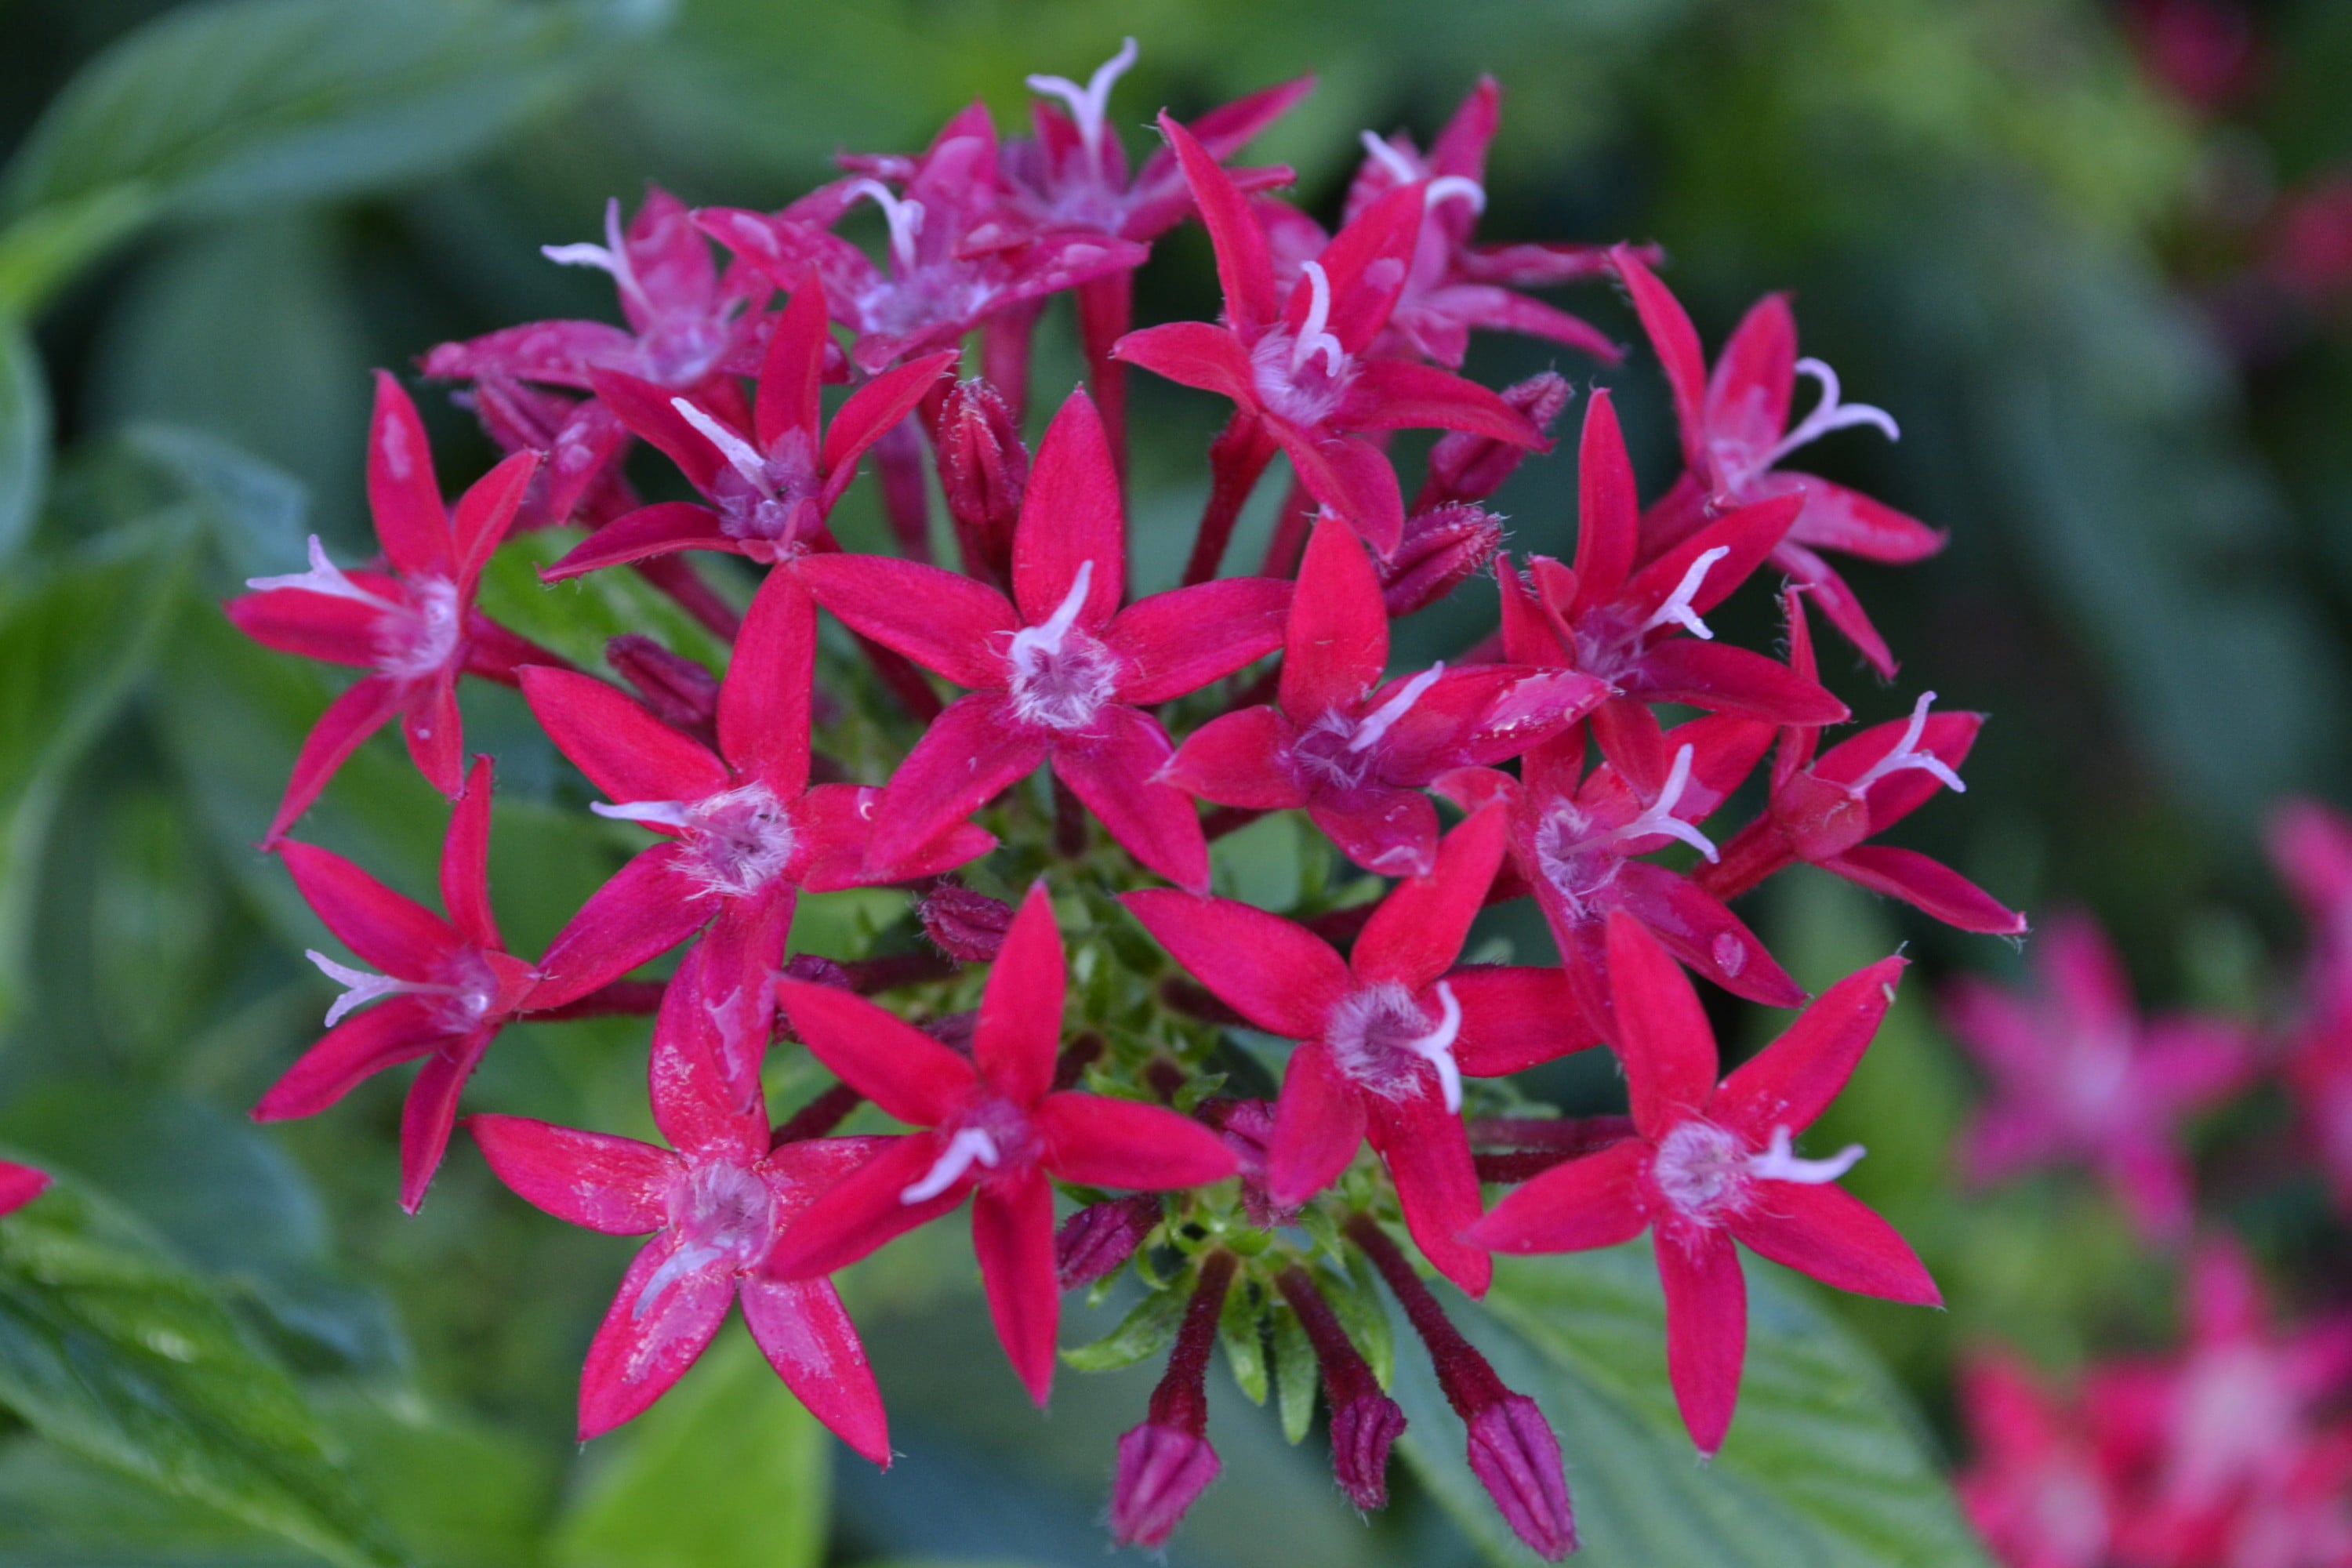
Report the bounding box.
[1320,1252,1394,1392]
[1060,1282,1185,1373]
[0,315,48,568]
[0,1174,403,1566]
[552,1333,828,1568]
[1269,1301,1316,1445]
[1392,1245,1989,1567]
[0,183,155,318]
[1218,1274,1269,1406]
[117,423,310,586]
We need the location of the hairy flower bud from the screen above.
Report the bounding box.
[1111,1252,1236,1548]
[919,880,1015,963]
[1056,1194,1160,1290]
[1277,1265,1405,1510]
[607,635,721,741]
[1417,372,1571,508]
[1466,1396,1577,1560]
[937,378,1029,582]
[1379,503,1504,617]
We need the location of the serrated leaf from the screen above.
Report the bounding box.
[1269,1302,1316,1445]
[0,315,48,568]
[1218,1275,1269,1405]
[552,1333,826,1568]
[1060,1283,1185,1373]
[1392,1244,1990,1567]
[0,1174,403,1566]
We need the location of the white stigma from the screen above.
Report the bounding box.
[1637,546,1732,641]
[1763,356,1900,470]
[1405,981,1465,1113]
[1747,1125,1865,1185]
[669,398,771,495]
[248,535,397,610]
[1610,743,1719,863]
[633,1243,724,1318]
[304,949,458,1029]
[1425,176,1486,213]
[590,798,696,831]
[902,1127,1002,1203]
[1359,130,1419,183]
[1290,261,1348,376]
[1348,663,1445,755]
[1007,558,1095,667]
[1026,37,1138,178]
[845,179,927,275]
[1846,691,1967,798]
[541,197,652,317]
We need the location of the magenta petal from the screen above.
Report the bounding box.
[753,272,828,452]
[470,1114,675,1234]
[266,674,405,846]
[1309,786,1442,879]
[519,666,730,805]
[1822,846,2028,935]
[1656,1223,1748,1457]
[365,373,452,579]
[1632,640,1848,727]
[398,1027,497,1212]
[1612,249,1708,468]
[1352,806,1506,992]
[975,884,1064,1106]
[738,1276,892,1466]
[866,695,1047,876]
[1112,1424,1221,1548]
[649,948,772,1163]
[1613,863,1805,1010]
[452,449,538,590]
[589,368,725,494]
[1051,709,1209,892]
[765,1134,970,1280]
[543,503,733,579]
[1163,707,1303,811]
[795,554,1018,691]
[1469,1141,1651,1254]
[1716,955,1907,1139]
[821,352,958,503]
[1566,397,1636,610]
[0,1162,49,1216]
[1266,1041,1369,1207]
[1279,430,1404,558]
[252,998,445,1120]
[1035,1094,1238,1189]
[1467,1396,1577,1561]
[1450,967,1599,1076]
[719,568,815,794]
[1157,113,1279,335]
[225,589,379,668]
[1110,322,1258,407]
[278,840,460,977]
[796,783,990,892]
[1603,913,1722,1137]
[1279,514,1389,719]
[578,1236,734,1440]
[441,755,501,952]
[1364,1091,1490,1296]
[400,670,464,800]
[1011,390,1123,631]
[419,319,637,388]
[1103,578,1290,705]
[772,978,978,1126]
[1120,891,1351,1040]
[1337,360,1543,445]
[528,848,713,1011]
[1730,1182,1940,1306]
[972,1167,1059,1406]
[1773,543,1897,679]
[1780,474,1946,563]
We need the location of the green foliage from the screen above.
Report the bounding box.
[0,318,49,568]
[1060,1281,1185,1373]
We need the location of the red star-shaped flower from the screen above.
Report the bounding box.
[1125,808,1594,1296]
[1955,1353,2118,1568]
[1472,913,1939,1455]
[470,946,891,1460]
[767,884,1237,1404]
[797,390,1290,891]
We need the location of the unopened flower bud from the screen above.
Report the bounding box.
[1380,503,1504,617]
[1466,1396,1577,1560]
[1109,1252,1235,1549]
[1277,1265,1406,1511]
[919,880,1014,963]
[1202,1098,1292,1226]
[1417,373,1571,508]
[779,953,852,990]
[607,635,720,742]
[1057,1194,1160,1290]
[936,379,1029,582]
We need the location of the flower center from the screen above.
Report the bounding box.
[902,1098,1041,1203]
[1251,261,1358,426]
[1715,355,1900,498]
[303,945,498,1033]
[1651,1120,1752,1221]
[672,402,823,550]
[373,576,463,681]
[1004,561,1123,731]
[1323,981,1464,1109]
[594,782,797,899]
[633,1160,776,1319]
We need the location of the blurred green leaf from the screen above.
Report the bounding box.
[318,1391,559,1568]
[552,1333,829,1568]
[1269,1302,1315,1445]
[0,1434,310,1565]
[0,315,49,568]
[475,528,736,677]
[1059,1283,1183,1374]
[0,1175,404,1567]
[0,184,158,318]
[1218,1276,1269,1406]
[118,423,310,585]
[1392,1246,1987,1567]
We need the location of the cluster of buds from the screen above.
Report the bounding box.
[225,46,2006,1556]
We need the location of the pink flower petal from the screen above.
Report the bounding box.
[1157,112,1279,336]
[1469,1141,1652,1254]
[1267,1040,1369,1207]
[451,449,539,590]
[1716,956,1907,1140]
[794,554,1020,691]
[1365,1090,1490,1297]
[865,694,1047,877]
[578,1236,734,1440]
[0,1162,49,1216]
[1109,322,1258,408]
[440,756,502,952]
[543,503,733,579]
[649,949,771,1164]
[1705,294,1797,458]
[819,352,957,505]
[278,840,461,978]
[1337,361,1544,445]
[772,978,978,1127]
[754,272,828,452]
[399,1027,498,1212]
[1613,862,1805,1011]
[528,848,713,1011]
[1821,847,2027,935]
[1731,1181,1939,1306]
[365,372,452,579]
[764,1134,971,1280]
[975,884,1065,1106]
[1278,430,1404,558]
[1602,912,1722,1137]
[1656,1223,1748,1457]
[520,666,731,805]
[266,673,405,846]
[1163,707,1303,811]
[224,588,379,668]
[1011,390,1123,632]
[1352,806,1506,993]
[1309,786,1442,879]
[973,1167,1059,1406]
[589,368,726,494]
[1102,578,1290,705]
[401,669,465,800]
[738,1276,892,1466]
[1612,248,1708,472]
[1450,967,1600,1076]
[1120,891,1351,1040]
[1632,640,1849,726]
[1035,1094,1238,1189]
[1279,514,1388,720]
[469,1114,675,1234]
[1051,707,1209,892]
[718,568,814,795]
[252,998,445,1120]
[1570,390,1638,615]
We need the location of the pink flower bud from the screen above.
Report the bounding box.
[1417,373,1571,508]
[1056,1194,1160,1290]
[919,881,1014,963]
[1380,503,1504,618]
[1467,1396,1576,1560]
[607,635,720,741]
[936,379,1029,581]
[779,953,852,990]
[1329,1388,1409,1512]
[1112,1423,1221,1548]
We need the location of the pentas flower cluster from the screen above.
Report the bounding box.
[227,49,2005,1557]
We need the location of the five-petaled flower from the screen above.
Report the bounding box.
[255,755,535,1212]
[227,373,552,844]
[1126,808,1592,1295]
[1167,512,1606,877]
[797,390,1290,891]
[470,946,893,1460]
[1944,911,2253,1243]
[768,884,1237,1403]
[1955,1353,2118,1568]
[1471,913,1939,1455]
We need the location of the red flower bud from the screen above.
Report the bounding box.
[1277,1265,1406,1510]
[936,378,1029,582]
[1056,1194,1160,1290]
[919,880,1014,963]
[1416,373,1571,508]
[1466,1396,1577,1560]
[1111,1253,1236,1548]
[1379,503,1504,618]
[606,635,720,743]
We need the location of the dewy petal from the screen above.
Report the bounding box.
[1718,956,1908,1140]
[578,1236,735,1440]
[1011,390,1124,632]
[974,883,1065,1106]
[468,1115,675,1235]
[737,1276,892,1467]
[718,568,815,795]
[278,840,462,978]
[1102,578,1290,705]
[865,695,1050,877]
[1035,1094,1238,1189]
[1266,1040,1370,1208]
[1279,514,1389,720]
[648,948,771,1163]
[1730,1181,1940,1305]
[401,669,465,801]
[1469,1141,1652,1254]
[1051,707,1210,893]
[772,978,979,1127]
[519,666,731,807]
[972,1165,1059,1406]
[794,554,1020,691]
[1603,912,1721,1137]
[1365,1090,1489,1297]
[1120,891,1352,1040]
[1308,786,1441,879]
[1612,863,1806,1011]
[1352,807,1506,993]
[1656,1225,1748,1457]
[365,372,453,580]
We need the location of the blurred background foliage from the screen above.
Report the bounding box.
[1,0,2349,1563]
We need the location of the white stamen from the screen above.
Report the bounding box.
[1762,356,1900,470]
[1425,176,1486,214]
[845,179,926,275]
[1348,662,1445,754]
[1405,981,1465,1113]
[591,798,696,831]
[1007,558,1095,670]
[1610,743,1719,862]
[247,535,398,610]
[669,398,771,494]
[633,1243,724,1318]
[1359,130,1419,183]
[1846,691,1967,798]
[1290,260,1348,376]
[1025,37,1138,178]
[902,1127,1002,1203]
[1748,1125,1865,1185]
[541,198,652,317]
[304,949,457,1029]
[1636,546,1731,641]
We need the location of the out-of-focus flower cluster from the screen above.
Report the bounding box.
[220,45,2011,1557]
